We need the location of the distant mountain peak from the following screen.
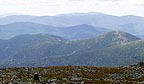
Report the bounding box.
[57,12,105,16]
[101,31,141,42]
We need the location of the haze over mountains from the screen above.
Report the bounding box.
[0,22,109,40]
[0,12,144,67]
[0,12,144,39]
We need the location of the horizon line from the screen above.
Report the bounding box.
[0,12,143,18]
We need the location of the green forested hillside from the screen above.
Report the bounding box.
[0,31,143,67]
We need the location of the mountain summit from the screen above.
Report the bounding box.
[99,31,141,42]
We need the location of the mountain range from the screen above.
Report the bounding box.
[0,12,144,67]
[0,31,144,67]
[0,22,109,40]
[0,12,144,38]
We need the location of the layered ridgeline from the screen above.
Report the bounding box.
[0,31,143,67]
[0,12,144,38]
[0,22,109,40]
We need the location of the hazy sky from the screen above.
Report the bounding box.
[0,0,144,16]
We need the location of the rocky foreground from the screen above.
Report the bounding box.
[0,62,144,84]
